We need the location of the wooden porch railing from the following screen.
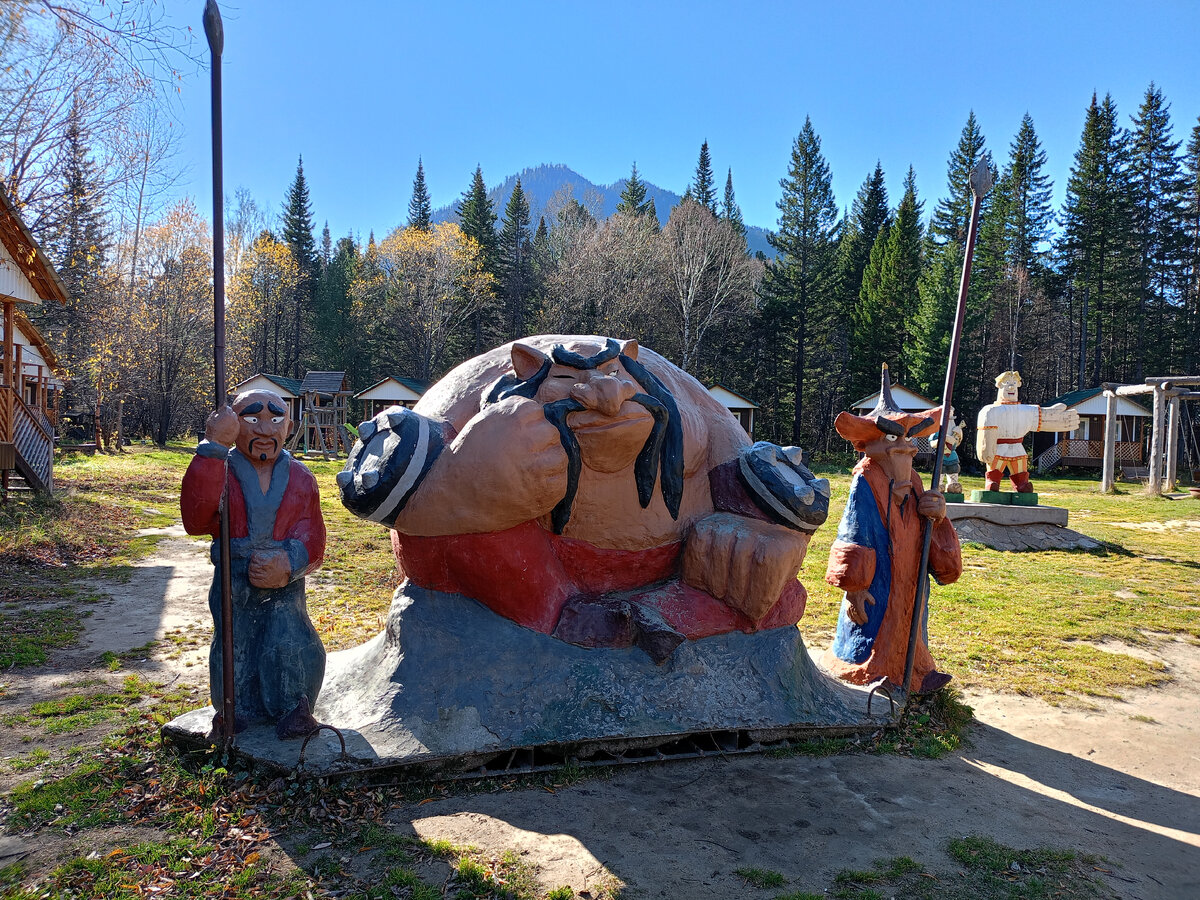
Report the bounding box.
[0,384,53,493]
[1036,438,1142,472]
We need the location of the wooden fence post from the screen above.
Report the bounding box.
[1101,387,1117,493]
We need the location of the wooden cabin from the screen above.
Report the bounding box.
[1031,387,1149,471]
[0,186,68,497]
[353,376,427,419]
[707,384,758,438]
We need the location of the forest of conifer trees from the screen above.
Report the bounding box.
[6,24,1199,461]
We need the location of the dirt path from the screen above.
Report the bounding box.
[4,535,1199,898]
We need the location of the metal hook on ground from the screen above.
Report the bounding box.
[297,723,349,770]
[866,681,897,718]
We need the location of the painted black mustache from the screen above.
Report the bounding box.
[542,392,669,536]
[248,437,278,461]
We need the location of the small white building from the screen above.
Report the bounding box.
[707,384,758,437]
[231,373,304,422]
[354,376,427,418]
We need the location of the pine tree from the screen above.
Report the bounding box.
[1059,93,1136,386]
[1128,83,1188,377]
[408,157,432,231]
[764,117,841,446]
[456,165,498,271]
[455,165,500,352]
[37,103,109,417]
[281,156,318,376]
[690,141,718,214]
[1183,117,1200,373]
[498,177,534,339]
[856,168,923,385]
[979,114,1057,387]
[311,234,359,376]
[617,162,653,216]
[320,222,332,270]
[930,111,993,250]
[838,163,890,394]
[1002,114,1054,274]
[721,168,746,243]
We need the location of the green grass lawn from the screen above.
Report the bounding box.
[3,446,1193,900]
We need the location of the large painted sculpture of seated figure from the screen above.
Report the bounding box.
[338,335,830,661]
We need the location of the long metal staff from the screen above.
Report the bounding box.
[203,0,236,744]
[901,159,993,700]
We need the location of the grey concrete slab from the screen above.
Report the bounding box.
[946,501,1069,527]
[164,585,885,775]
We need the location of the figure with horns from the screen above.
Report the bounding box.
[823,366,962,692]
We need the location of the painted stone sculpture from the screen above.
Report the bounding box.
[181,389,327,738]
[823,368,962,693]
[338,335,830,661]
[976,371,1079,493]
[933,419,965,496]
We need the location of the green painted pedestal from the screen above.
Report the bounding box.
[969,490,1039,506]
[970,490,1010,504]
[944,492,965,504]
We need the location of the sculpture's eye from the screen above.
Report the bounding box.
[271,416,284,424]
[885,434,898,442]
[243,416,258,424]
[604,367,619,376]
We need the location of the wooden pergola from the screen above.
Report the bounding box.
[1100,377,1200,495]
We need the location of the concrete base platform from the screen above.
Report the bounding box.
[946,502,1067,527]
[945,502,1099,552]
[163,585,886,777]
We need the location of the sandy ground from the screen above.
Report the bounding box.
[4,532,1199,898]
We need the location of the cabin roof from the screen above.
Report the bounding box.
[1050,386,1150,416]
[849,382,938,412]
[0,184,69,305]
[234,373,304,398]
[301,370,350,394]
[354,375,429,400]
[707,383,759,409]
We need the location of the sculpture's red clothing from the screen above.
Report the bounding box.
[391,523,806,640]
[181,452,325,577]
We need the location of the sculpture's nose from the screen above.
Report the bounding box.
[570,375,635,417]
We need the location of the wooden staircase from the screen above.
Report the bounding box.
[1,384,53,497]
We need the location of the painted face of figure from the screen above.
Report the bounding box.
[513,339,655,474]
[862,426,918,488]
[233,390,291,464]
[996,373,1021,404]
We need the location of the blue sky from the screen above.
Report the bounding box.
[172,0,1200,241]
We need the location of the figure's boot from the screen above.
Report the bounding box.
[1011,470,1034,493]
[276,695,320,740]
[984,469,1002,491]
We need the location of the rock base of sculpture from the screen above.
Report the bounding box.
[945,502,1099,552]
[164,584,881,776]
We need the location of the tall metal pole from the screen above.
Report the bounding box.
[203,0,235,744]
[901,159,993,700]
